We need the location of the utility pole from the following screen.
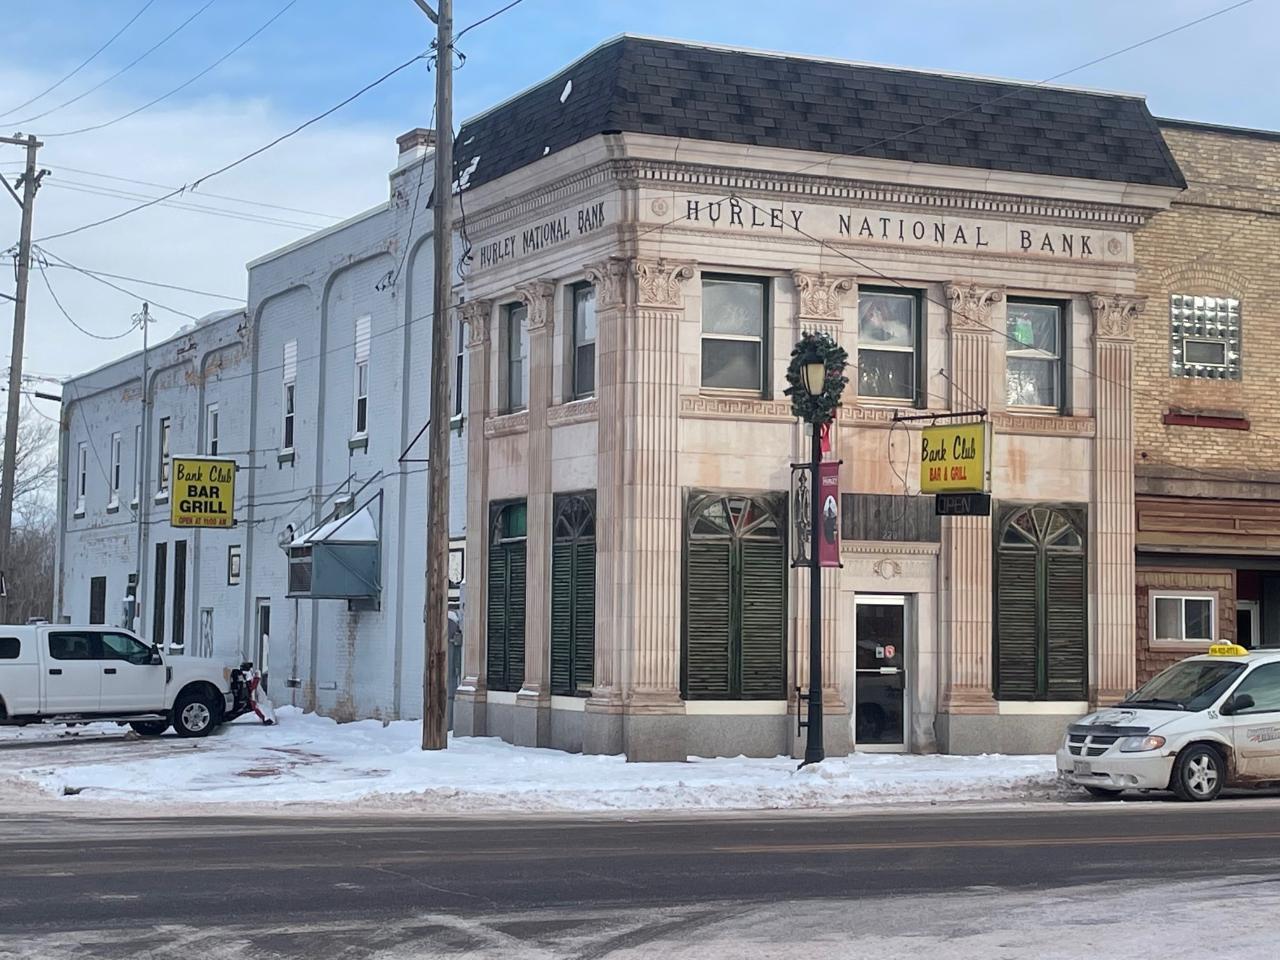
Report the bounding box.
[0,133,46,622]
[411,0,453,749]
[133,303,152,638]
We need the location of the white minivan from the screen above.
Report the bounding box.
[1058,643,1280,801]
[0,625,252,737]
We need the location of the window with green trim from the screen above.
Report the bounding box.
[995,504,1087,701]
[550,492,595,696]
[683,491,787,700]
[487,500,527,692]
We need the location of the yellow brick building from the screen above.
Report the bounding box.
[1134,119,1280,681]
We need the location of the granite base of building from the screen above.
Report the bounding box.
[936,712,1072,755]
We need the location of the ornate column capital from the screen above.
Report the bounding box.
[633,258,696,308]
[1089,293,1145,342]
[791,271,855,322]
[461,298,492,350]
[584,256,630,310]
[944,282,1004,332]
[515,279,557,333]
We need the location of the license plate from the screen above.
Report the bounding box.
[1073,760,1092,776]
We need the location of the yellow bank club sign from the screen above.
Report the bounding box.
[919,422,990,494]
[170,457,236,528]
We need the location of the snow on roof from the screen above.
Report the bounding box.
[291,505,378,547]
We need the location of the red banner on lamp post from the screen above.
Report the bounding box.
[818,460,840,568]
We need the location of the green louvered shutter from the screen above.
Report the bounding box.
[684,540,732,698]
[486,548,508,691]
[738,539,786,698]
[1045,552,1087,699]
[996,550,1039,700]
[550,542,574,695]
[573,539,596,694]
[506,543,526,691]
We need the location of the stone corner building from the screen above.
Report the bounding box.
[451,36,1185,759]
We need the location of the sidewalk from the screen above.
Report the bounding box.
[0,707,1063,814]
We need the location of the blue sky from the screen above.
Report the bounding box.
[1,0,1276,387]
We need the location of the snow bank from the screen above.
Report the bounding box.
[2,708,1061,813]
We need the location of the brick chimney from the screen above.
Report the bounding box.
[397,127,436,162]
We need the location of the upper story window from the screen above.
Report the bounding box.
[571,282,596,399]
[75,442,87,515]
[453,313,465,419]
[858,288,922,404]
[205,404,219,457]
[353,315,371,437]
[282,339,298,453]
[132,424,141,506]
[506,302,529,412]
[1006,299,1065,412]
[1171,294,1241,380]
[701,275,767,393]
[108,432,121,506]
[157,417,171,493]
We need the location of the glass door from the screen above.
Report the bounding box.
[855,595,907,749]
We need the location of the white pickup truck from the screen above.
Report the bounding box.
[0,625,255,737]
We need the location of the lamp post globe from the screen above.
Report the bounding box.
[803,360,827,402]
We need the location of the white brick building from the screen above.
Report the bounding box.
[56,129,467,721]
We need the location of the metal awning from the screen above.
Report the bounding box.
[291,506,378,547]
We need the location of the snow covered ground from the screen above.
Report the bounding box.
[0,707,1063,813]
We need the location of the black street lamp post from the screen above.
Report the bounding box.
[786,333,848,768]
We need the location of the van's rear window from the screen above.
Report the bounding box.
[0,637,19,659]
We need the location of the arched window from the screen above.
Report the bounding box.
[995,505,1087,701]
[683,491,787,700]
[551,492,595,696]
[487,501,527,693]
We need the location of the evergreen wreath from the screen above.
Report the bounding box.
[784,331,849,424]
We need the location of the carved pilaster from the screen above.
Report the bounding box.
[515,279,556,333]
[585,256,629,310]
[1089,293,1141,704]
[633,258,695,308]
[462,299,492,351]
[944,282,1004,331]
[1089,293,1145,342]
[792,271,854,325]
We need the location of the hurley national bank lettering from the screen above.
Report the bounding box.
[476,199,610,271]
[666,194,1130,262]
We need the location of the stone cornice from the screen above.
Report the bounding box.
[945,282,1004,331]
[634,258,696,308]
[679,394,793,422]
[484,411,528,438]
[584,256,629,310]
[515,280,556,333]
[1089,292,1145,342]
[841,539,941,557]
[461,299,492,349]
[792,271,855,322]
[547,397,599,428]
[992,412,1097,438]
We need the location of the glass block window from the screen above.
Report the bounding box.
[1170,294,1240,380]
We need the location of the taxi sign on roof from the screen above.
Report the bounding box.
[1208,643,1248,657]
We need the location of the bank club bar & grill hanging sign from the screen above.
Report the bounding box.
[170,457,236,528]
[919,422,992,516]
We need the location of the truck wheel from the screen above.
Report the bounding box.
[1171,744,1225,802]
[129,721,168,736]
[173,689,219,738]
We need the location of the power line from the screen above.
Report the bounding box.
[40,261,240,302]
[36,259,140,341]
[43,178,327,231]
[12,0,221,127]
[44,0,301,138]
[35,49,428,245]
[34,247,200,321]
[0,0,158,119]
[454,0,526,43]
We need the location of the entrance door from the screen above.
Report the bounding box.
[1238,601,1260,649]
[854,595,908,749]
[255,599,271,695]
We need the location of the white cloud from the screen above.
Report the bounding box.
[0,62,410,402]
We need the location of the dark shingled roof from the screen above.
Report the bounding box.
[454,36,1185,193]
